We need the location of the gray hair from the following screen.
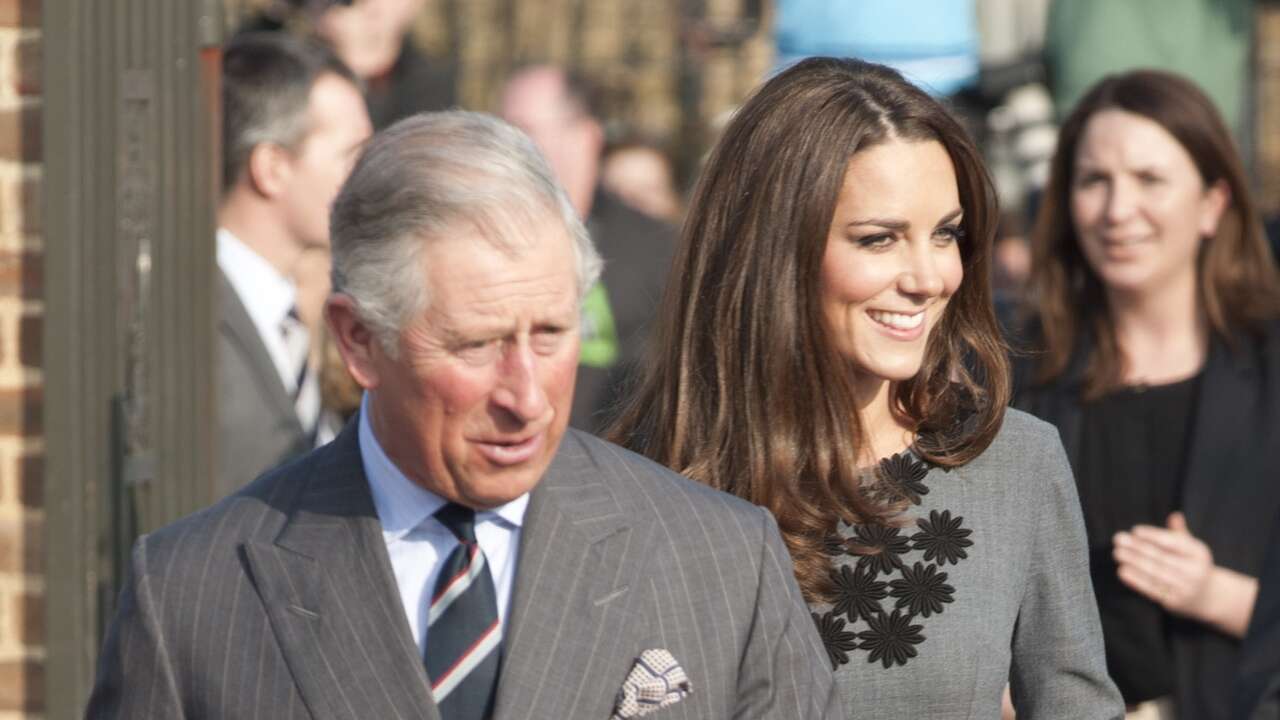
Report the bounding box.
[329,110,602,355]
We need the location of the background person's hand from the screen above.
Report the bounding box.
[1114,511,1258,638]
[1113,511,1213,618]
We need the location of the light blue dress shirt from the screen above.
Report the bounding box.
[358,394,528,655]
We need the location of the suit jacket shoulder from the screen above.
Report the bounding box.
[215,269,308,497]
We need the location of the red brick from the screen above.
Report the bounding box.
[0,0,41,30]
[16,451,38,507]
[0,515,40,575]
[0,250,40,300]
[11,34,38,97]
[0,659,42,711]
[0,102,39,162]
[10,590,40,646]
[0,385,40,436]
[16,310,38,369]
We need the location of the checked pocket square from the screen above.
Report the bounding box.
[610,649,692,719]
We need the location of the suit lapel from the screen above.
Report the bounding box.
[492,431,651,720]
[217,269,300,431]
[1181,335,1255,535]
[243,422,440,720]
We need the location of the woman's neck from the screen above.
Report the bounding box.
[854,376,913,464]
[1106,270,1208,385]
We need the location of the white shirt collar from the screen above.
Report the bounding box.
[358,393,529,540]
[216,227,298,335]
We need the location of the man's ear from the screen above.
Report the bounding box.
[1199,179,1231,238]
[325,294,384,390]
[245,142,293,200]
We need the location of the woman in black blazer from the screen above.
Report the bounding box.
[1014,69,1280,719]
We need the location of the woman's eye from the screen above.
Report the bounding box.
[856,233,894,249]
[1075,172,1105,188]
[1136,171,1164,186]
[934,225,965,245]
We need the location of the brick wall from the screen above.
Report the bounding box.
[0,0,41,717]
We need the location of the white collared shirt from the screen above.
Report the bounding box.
[359,394,528,654]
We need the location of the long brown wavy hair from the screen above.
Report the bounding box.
[1029,70,1280,397]
[607,58,1009,603]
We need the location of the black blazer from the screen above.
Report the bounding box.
[1235,513,1280,720]
[1013,320,1280,720]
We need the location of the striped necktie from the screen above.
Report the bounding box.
[279,306,319,433]
[425,503,502,719]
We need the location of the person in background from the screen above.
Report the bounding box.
[499,65,676,432]
[610,56,1122,718]
[314,0,456,128]
[1015,69,1280,720]
[600,137,683,224]
[215,33,372,497]
[237,0,455,130]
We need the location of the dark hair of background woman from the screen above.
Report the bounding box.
[607,57,1008,602]
[1029,69,1280,398]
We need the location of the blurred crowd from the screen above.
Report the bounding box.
[197,0,1280,719]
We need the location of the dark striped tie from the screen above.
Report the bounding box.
[425,503,502,719]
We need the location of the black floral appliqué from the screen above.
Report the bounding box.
[857,609,925,668]
[830,563,888,623]
[888,561,955,618]
[911,510,973,565]
[878,452,930,505]
[823,533,850,557]
[814,457,978,672]
[812,611,858,669]
[850,524,910,576]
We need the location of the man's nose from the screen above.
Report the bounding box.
[492,342,548,422]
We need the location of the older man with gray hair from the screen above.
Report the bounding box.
[85,111,840,720]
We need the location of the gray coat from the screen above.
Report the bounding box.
[812,409,1124,718]
[216,269,309,499]
[85,423,841,719]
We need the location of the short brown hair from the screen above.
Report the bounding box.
[1028,69,1280,396]
[608,57,1008,602]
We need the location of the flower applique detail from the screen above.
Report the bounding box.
[888,561,954,618]
[850,524,910,576]
[830,563,888,623]
[911,510,973,565]
[812,611,859,669]
[815,456,974,671]
[857,609,925,668]
[878,452,930,505]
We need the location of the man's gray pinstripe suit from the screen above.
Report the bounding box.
[85,421,841,719]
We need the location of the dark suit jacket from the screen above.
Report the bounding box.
[1235,513,1280,720]
[216,269,309,498]
[1014,321,1280,720]
[85,422,841,719]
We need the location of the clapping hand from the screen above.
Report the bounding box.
[1113,512,1212,617]
[1113,511,1257,638]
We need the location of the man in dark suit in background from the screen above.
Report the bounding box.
[86,111,839,719]
[214,33,372,496]
[500,65,676,433]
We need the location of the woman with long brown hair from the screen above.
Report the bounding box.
[1016,69,1280,720]
[610,57,1120,717]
